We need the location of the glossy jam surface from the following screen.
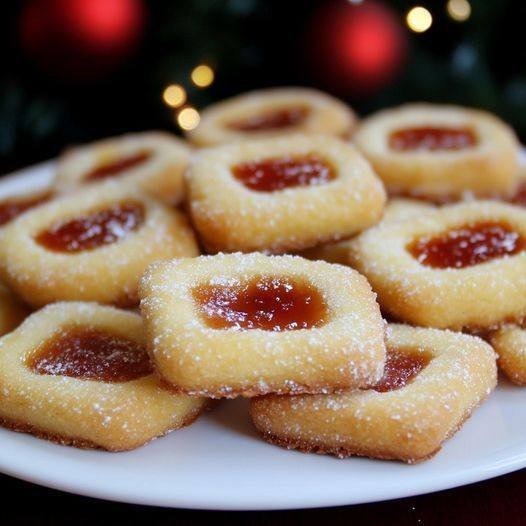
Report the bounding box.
[193,276,327,331]
[228,107,308,132]
[389,126,477,151]
[85,151,152,181]
[0,192,51,226]
[36,201,145,252]
[28,328,152,382]
[373,349,430,393]
[408,222,524,269]
[232,155,336,192]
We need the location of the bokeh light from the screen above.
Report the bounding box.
[162,84,186,107]
[191,64,214,87]
[406,6,433,33]
[177,107,200,130]
[447,0,471,22]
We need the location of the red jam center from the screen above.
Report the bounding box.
[373,349,430,393]
[408,222,524,269]
[28,328,152,382]
[228,107,308,132]
[85,151,152,181]
[193,276,327,331]
[0,191,51,226]
[389,127,477,151]
[35,201,145,252]
[232,155,336,192]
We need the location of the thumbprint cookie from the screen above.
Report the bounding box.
[299,198,434,265]
[0,182,198,308]
[55,132,191,204]
[353,104,520,201]
[489,326,526,385]
[186,87,356,146]
[140,253,386,398]
[349,201,526,330]
[250,324,497,463]
[187,134,386,253]
[0,302,209,451]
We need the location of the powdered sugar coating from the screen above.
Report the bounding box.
[250,324,497,463]
[140,252,386,397]
[0,181,198,307]
[353,103,520,200]
[186,87,356,146]
[55,131,191,205]
[0,302,208,451]
[187,134,386,253]
[349,201,526,330]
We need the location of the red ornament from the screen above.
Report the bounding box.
[306,1,407,96]
[20,0,145,82]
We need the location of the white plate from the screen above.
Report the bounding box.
[0,162,525,511]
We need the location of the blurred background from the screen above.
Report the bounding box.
[0,0,522,173]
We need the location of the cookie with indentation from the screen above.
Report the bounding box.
[55,132,191,205]
[0,182,198,308]
[187,134,386,253]
[349,201,526,330]
[353,104,520,201]
[489,325,526,385]
[250,324,496,463]
[0,302,209,451]
[140,253,386,398]
[299,198,434,265]
[186,87,356,146]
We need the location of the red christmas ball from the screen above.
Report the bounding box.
[306,1,407,96]
[20,0,145,82]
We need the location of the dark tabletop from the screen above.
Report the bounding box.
[3,468,525,525]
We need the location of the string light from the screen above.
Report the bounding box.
[191,64,214,88]
[177,107,200,130]
[406,6,433,33]
[446,0,471,22]
[162,84,186,108]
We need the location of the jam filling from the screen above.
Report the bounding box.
[408,222,524,269]
[389,126,477,151]
[232,155,336,192]
[0,191,51,227]
[228,107,308,132]
[373,349,430,393]
[193,276,327,331]
[28,328,152,382]
[85,150,152,181]
[35,201,145,252]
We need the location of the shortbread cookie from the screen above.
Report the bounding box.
[353,104,520,200]
[349,201,526,330]
[251,324,496,463]
[55,132,191,204]
[0,182,198,308]
[186,87,356,146]
[0,302,208,450]
[489,325,526,385]
[140,253,386,398]
[299,198,434,265]
[187,134,386,253]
